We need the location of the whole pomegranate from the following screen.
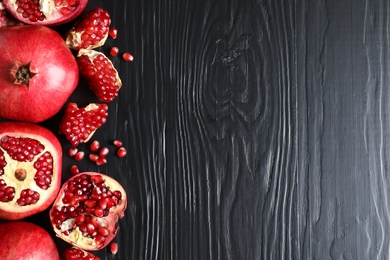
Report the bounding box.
[0,122,62,220]
[50,172,127,251]
[0,221,60,260]
[0,25,79,123]
[3,0,88,26]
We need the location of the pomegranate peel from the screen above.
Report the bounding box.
[0,122,62,220]
[50,172,127,251]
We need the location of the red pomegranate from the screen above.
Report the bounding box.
[50,172,127,251]
[0,221,60,260]
[0,25,79,123]
[0,122,62,220]
[3,0,88,26]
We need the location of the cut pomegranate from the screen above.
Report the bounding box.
[0,25,79,123]
[2,0,88,26]
[62,247,100,260]
[50,172,127,251]
[0,122,62,220]
[59,103,108,147]
[66,7,111,50]
[77,49,122,102]
[0,221,60,260]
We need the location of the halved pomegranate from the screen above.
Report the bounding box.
[50,172,127,251]
[62,247,100,260]
[0,122,62,220]
[3,0,88,26]
[0,25,79,123]
[0,221,60,260]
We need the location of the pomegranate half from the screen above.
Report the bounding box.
[0,221,60,260]
[0,122,62,220]
[0,25,79,123]
[3,0,88,26]
[50,172,127,251]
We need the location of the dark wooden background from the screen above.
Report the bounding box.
[18,0,390,259]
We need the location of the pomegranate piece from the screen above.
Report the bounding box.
[0,221,60,260]
[0,25,79,123]
[66,7,111,50]
[59,102,108,147]
[0,122,62,220]
[77,49,122,102]
[62,247,100,260]
[50,172,127,251]
[2,0,88,26]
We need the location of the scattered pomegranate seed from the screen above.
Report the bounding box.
[74,151,85,161]
[68,147,78,157]
[116,147,127,158]
[110,242,118,255]
[109,46,119,56]
[109,28,117,39]
[89,154,99,163]
[90,140,100,152]
[70,165,80,175]
[113,140,122,147]
[96,157,107,166]
[99,147,109,157]
[122,52,134,62]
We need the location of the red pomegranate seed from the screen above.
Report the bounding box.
[113,140,122,147]
[110,242,118,254]
[70,165,80,175]
[74,151,85,161]
[109,28,117,39]
[68,147,78,157]
[116,147,127,158]
[96,157,107,166]
[90,140,100,152]
[109,47,119,56]
[99,147,109,157]
[63,247,101,260]
[17,189,40,206]
[122,52,134,62]
[89,154,99,162]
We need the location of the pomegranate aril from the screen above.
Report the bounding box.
[0,180,15,202]
[75,151,85,161]
[17,189,40,206]
[110,242,118,254]
[109,46,119,56]
[122,52,134,62]
[113,140,122,147]
[95,157,107,166]
[89,154,99,162]
[68,147,78,157]
[90,140,100,152]
[99,147,109,157]
[109,28,117,39]
[117,147,127,158]
[1,136,44,162]
[70,165,80,175]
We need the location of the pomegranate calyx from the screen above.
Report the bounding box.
[10,61,37,88]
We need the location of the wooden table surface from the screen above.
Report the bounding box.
[14,0,390,259]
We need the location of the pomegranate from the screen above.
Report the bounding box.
[59,102,109,147]
[65,7,111,50]
[0,122,62,220]
[62,247,100,260]
[77,49,122,102]
[50,172,127,251]
[0,221,60,260]
[0,25,79,123]
[3,0,88,26]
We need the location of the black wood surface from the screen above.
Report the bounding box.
[6,0,389,259]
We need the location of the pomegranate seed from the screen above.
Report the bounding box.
[109,28,118,39]
[99,147,109,157]
[109,47,119,56]
[98,226,110,236]
[96,157,107,165]
[90,140,100,152]
[70,165,80,175]
[110,242,118,254]
[113,139,122,147]
[74,151,85,161]
[68,147,78,157]
[116,147,127,158]
[63,247,101,260]
[89,154,99,162]
[122,52,134,62]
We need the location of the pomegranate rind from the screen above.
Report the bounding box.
[50,172,127,251]
[2,0,88,26]
[0,25,79,123]
[0,221,60,260]
[0,122,62,220]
